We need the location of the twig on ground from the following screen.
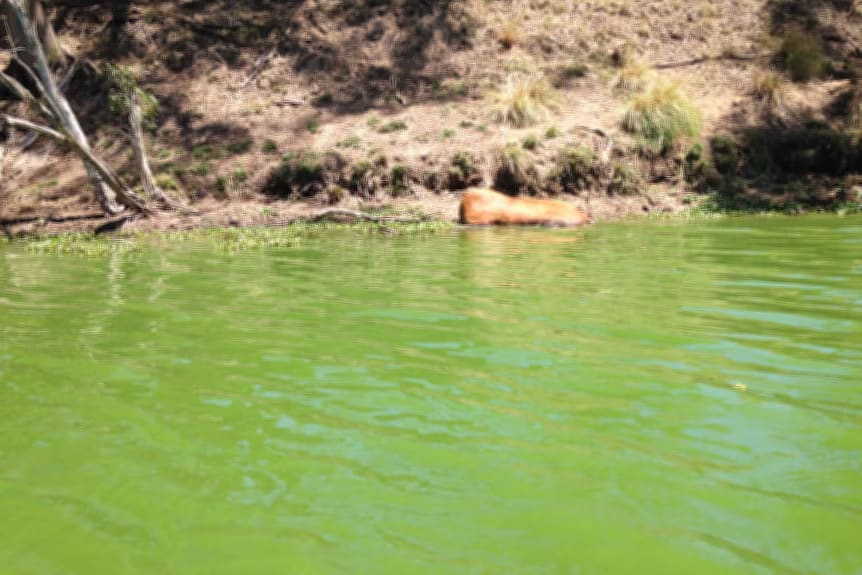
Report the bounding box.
[237,47,277,91]
[573,125,615,164]
[94,213,137,235]
[654,52,768,69]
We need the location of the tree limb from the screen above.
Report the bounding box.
[0,128,6,182]
[128,90,195,213]
[573,125,615,165]
[19,56,83,150]
[0,68,56,120]
[1,112,64,140]
[3,0,127,214]
[2,1,155,215]
[1,112,151,213]
[236,47,276,91]
[654,52,769,69]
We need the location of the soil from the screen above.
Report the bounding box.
[0,189,695,238]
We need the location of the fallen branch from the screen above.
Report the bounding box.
[1,112,150,213]
[654,52,769,69]
[174,15,250,44]
[573,125,610,138]
[0,212,104,226]
[93,213,136,235]
[574,125,615,165]
[279,95,306,107]
[236,47,276,91]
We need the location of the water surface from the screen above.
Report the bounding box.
[1,216,861,574]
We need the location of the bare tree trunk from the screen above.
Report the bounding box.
[1,0,65,65]
[2,0,135,214]
[27,0,63,62]
[1,114,147,214]
[18,55,81,150]
[0,127,6,183]
[128,90,189,212]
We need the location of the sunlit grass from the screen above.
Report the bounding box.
[614,59,652,92]
[750,70,786,110]
[622,80,702,156]
[492,74,557,128]
[497,17,523,49]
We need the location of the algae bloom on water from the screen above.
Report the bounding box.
[1,216,861,573]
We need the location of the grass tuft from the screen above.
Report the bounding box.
[448,151,483,189]
[378,119,408,133]
[622,81,702,156]
[551,145,598,192]
[492,75,556,128]
[614,60,651,92]
[497,18,523,49]
[390,164,411,196]
[779,28,826,82]
[522,134,540,150]
[493,143,539,193]
[608,162,643,195]
[750,70,786,110]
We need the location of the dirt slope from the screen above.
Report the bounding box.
[2,0,861,236]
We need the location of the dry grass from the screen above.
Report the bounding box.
[465,0,489,22]
[622,80,703,156]
[491,74,557,128]
[614,60,652,92]
[750,70,786,111]
[497,17,523,49]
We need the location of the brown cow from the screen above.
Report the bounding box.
[459,188,592,227]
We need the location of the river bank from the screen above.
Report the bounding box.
[3,0,860,245]
[3,192,861,256]
[3,183,861,243]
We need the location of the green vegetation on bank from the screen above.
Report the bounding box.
[7,196,862,257]
[15,221,456,256]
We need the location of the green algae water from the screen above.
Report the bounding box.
[1,216,861,574]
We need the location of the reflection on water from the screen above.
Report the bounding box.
[1,216,861,574]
